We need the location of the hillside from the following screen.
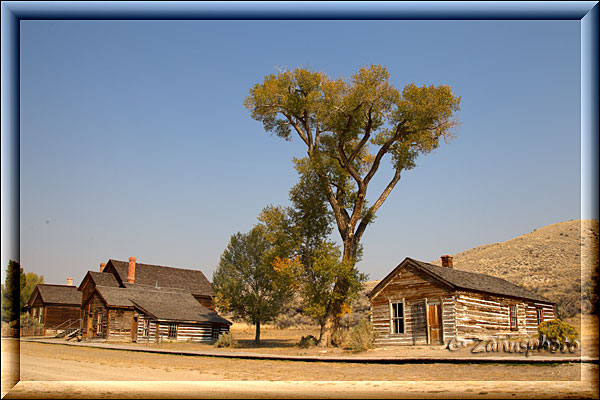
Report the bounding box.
[362,219,598,317]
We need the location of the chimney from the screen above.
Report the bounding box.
[441,255,453,268]
[127,257,136,284]
[100,262,106,272]
[66,278,73,286]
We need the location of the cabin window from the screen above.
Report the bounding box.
[391,302,405,334]
[168,323,177,339]
[143,319,150,337]
[212,326,220,341]
[510,305,518,330]
[536,308,544,325]
[96,313,103,334]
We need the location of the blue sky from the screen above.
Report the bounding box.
[15,19,583,285]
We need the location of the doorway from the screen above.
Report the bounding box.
[427,303,443,344]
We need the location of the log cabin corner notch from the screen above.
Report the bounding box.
[368,256,555,346]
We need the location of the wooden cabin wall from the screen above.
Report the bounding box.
[371,265,455,346]
[107,308,135,340]
[42,305,81,328]
[454,291,554,341]
[81,292,109,338]
[135,315,229,343]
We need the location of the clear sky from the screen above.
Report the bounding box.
[15,19,583,285]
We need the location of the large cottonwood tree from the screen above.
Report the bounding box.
[245,65,460,329]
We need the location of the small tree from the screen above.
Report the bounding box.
[212,225,297,343]
[301,242,366,345]
[1,260,24,324]
[21,272,44,312]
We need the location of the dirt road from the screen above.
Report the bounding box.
[2,340,598,399]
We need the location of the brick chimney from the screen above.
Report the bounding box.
[127,257,136,284]
[100,262,106,272]
[66,278,73,286]
[441,255,453,268]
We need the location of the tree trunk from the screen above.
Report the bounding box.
[317,320,327,346]
[254,319,261,343]
[329,239,357,345]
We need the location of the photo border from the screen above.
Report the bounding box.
[1,1,598,398]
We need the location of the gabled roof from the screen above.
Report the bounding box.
[28,284,82,306]
[77,271,120,291]
[94,286,230,325]
[105,259,214,296]
[369,257,553,304]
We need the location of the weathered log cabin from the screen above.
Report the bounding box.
[368,256,555,346]
[78,257,231,342]
[26,280,82,331]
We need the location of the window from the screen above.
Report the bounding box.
[510,305,518,330]
[391,302,404,334]
[143,319,150,337]
[212,326,220,341]
[97,313,103,334]
[168,323,177,339]
[536,308,544,325]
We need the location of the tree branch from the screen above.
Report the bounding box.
[363,122,405,186]
[283,112,310,147]
[348,108,373,163]
[354,168,402,245]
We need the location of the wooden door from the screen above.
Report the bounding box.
[427,304,443,344]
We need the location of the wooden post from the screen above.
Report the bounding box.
[106,309,110,339]
[424,298,429,345]
[439,296,444,344]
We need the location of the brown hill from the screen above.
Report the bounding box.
[362,219,598,318]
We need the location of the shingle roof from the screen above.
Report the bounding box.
[89,271,120,287]
[369,257,553,304]
[95,286,230,325]
[32,284,82,305]
[107,259,214,296]
[130,291,231,325]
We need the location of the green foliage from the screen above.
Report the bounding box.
[1,260,24,323]
[214,332,235,348]
[212,224,297,343]
[538,319,579,345]
[297,335,318,349]
[301,242,367,341]
[21,272,44,311]
[348,319,377,353]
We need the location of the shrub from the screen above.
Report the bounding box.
[214,332,235,348]
[538,319,579,345]
[330,328,349,348]
[297,335,318,348]
[348,319,377,353]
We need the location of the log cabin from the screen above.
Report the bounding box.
[368,256,555,346]
[78,257,231,342]
[26,280,82,331]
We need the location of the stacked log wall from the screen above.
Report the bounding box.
[81,292,109,338]
[107,308,135,340]
[454,291,554,341]
[135,315,230,343]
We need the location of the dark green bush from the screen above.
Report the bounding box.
[538,319,579,345]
